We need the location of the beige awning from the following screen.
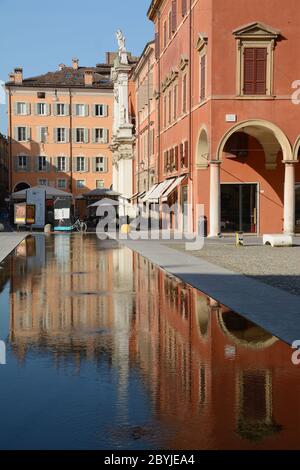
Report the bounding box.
[147,178,176,203]
[141,184,159,202]
[162,176,186,201]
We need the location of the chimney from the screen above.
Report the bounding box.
[72,58,79,70]
[14,68,23,84]
[9,73,15,83]
[84,70,93,87]
[59,63,66,71]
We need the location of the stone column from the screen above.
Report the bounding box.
[208,160,221,238]
[283,160,297,234]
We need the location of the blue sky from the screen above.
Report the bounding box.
[0,0,154,133]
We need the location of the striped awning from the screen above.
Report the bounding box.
[147,178,176,203]
[162,176,186,201]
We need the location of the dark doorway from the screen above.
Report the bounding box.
[296,184,300,233]
[14,182,30,192]
[221,184,258,233]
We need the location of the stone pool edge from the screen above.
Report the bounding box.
[115,237,300,348]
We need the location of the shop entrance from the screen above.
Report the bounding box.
[221,184,258,234]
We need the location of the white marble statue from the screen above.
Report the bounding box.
[116,29,128,64]
[116,29,126,52]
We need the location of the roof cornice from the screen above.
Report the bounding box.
[147,0,163,21]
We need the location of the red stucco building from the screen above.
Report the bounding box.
[133,0,300,236]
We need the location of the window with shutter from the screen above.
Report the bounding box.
[172,0,177,33]
[183,140,189,168]
[163,21,167,48]
[243,47,267,95]
[175,146,179,170]
[168,90,172,124]
[200,55,206,101]
[155,32,160,59]
[168,11,172,40]
[173,84,178,120]
[182,74,187,113]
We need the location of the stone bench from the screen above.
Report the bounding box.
[263,234,293,247]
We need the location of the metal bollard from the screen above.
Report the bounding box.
[236,231,244,247]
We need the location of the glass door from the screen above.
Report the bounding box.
[221,184,258,233]
[296,184,300,233]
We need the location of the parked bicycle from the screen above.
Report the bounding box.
[71,219,88,232]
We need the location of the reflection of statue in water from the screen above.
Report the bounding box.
[116,29,128,65]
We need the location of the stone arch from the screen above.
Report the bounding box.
[217,119,293,163]
[217,310,278,350]
[13,182,30,192]
[196,125,209,168]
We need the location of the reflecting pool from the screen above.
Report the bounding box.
[0,234,299,450]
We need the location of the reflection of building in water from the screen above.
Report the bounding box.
[131,251,300,450]
[6,236,300,449]
[8,236,133,372]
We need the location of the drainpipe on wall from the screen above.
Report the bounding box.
[69,88,73,195]
[8,87,13,193]
[188,0,194,233]
[147,56,151,191]
[157,9,161,184]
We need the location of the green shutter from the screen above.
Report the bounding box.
[26,156,31,172]
[84,128,89,143]
[73,157,77,172]
[46,157,51,172]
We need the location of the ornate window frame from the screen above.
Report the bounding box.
[196,33,208,102]
[233,22,280,98]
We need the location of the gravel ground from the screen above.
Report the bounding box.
[165,240,300,296]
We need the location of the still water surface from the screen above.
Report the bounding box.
[0,234,299,450]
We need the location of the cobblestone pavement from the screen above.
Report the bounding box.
[165,239,300,296]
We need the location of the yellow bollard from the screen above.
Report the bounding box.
[236,231,244,247]
[121,224,131,234]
